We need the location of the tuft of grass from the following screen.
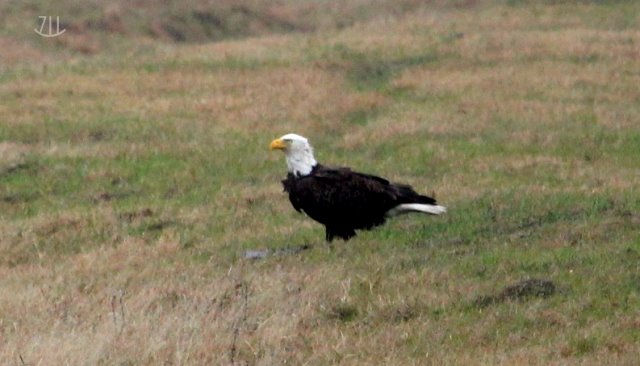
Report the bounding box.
[325,302,360,322]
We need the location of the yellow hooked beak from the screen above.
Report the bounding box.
[269,138,287,150]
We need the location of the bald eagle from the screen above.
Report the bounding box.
[270,133,446,242]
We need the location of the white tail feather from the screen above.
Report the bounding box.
[386,203,447,217]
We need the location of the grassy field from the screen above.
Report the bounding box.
[1,1,640,364]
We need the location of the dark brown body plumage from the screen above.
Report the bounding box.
[282,164,438,242]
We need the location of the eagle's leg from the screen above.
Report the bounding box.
[338,228,356,241]
[326,226,356,242]
[325,227,335,243]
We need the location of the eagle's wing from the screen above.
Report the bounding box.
[292,167,398,223]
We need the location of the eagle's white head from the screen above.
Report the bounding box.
[270,133,318,176]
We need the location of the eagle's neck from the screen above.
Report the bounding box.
[286,146,317,176]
